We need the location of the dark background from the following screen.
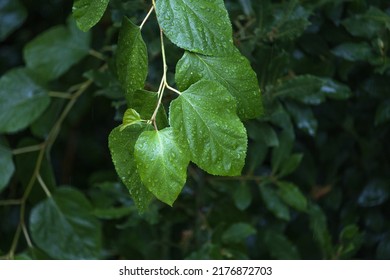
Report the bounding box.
[0,0,390,259]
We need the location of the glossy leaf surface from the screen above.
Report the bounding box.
[170,80,247,176]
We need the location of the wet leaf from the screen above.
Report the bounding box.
[135,128,190,206]
[170,80,247,176]
[155,0,234,55]
[108,125,154,212]
[72,0,110,32]
[176,50,263,120]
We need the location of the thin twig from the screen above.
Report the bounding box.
[140,6,155,30]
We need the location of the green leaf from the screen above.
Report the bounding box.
[320,78,352,100]
[278,153,303,178]
[93,207,134,219]
[0,140,15,192]
[132,90,169,129]
[232,183,252,211]
[0,0,27,41]
[23,18,90,81]
[247,122,279,147]
[155,0,234,55]
[0,68,50,133]
[259,183,290,221]
[176,50,263,120]
[284,102,318,136]
[342,7,390,39]
[135,127,190,206]
[116,17,148,100]
[264,230,300,259]
[276,181,307,212]
[108,125,154,212]
[170,80,247,176]
[358,179,389,207]
[375,99,390,126]
[271,130,294,174]
[222,223,257,244]
[29,187,102,259]
[30,99,64,138]
[72,0,110,32]
[377,235,390,259]
[332,42,374,62]
[337,224,363,259]
[120,108,142,131]
[271,75,325,105]
[308,203,333,258]
[271,3,311,42]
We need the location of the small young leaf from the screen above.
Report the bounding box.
[155,0,234,55]
[132,90,169,129]
[29,187,102,259]
[135,128,190,206]
[72,0,110,32]
[276,181,307,212]
[116,17,148,100]
[170,80,247,176]
[0,0,27,41]
[176,50,263,120]
[0,68,50,133]
[0,140,15,192]
[108,125,154,212]
[222,223,257,244]
[259,183,290,221]
[120,108,142,131]
[23,18,90,81]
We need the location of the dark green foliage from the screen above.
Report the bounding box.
[0,0,389,260]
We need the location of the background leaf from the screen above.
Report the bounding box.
[0,139,14,192]
[259,183,290,221]
[0,68,50,133]
[29,187,102,259]
[264,230,300,259]
[23,18,90,81]
[72,0,110,32]
[276,181,307,212]
[222,223,256,244]
[0,0,27,41]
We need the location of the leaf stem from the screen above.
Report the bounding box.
[89,49,106,61]
[140,5,155,30]
[12,144,44,155]
[0,199,22,206]
[49,91,73,99]
[37,173,52,198]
